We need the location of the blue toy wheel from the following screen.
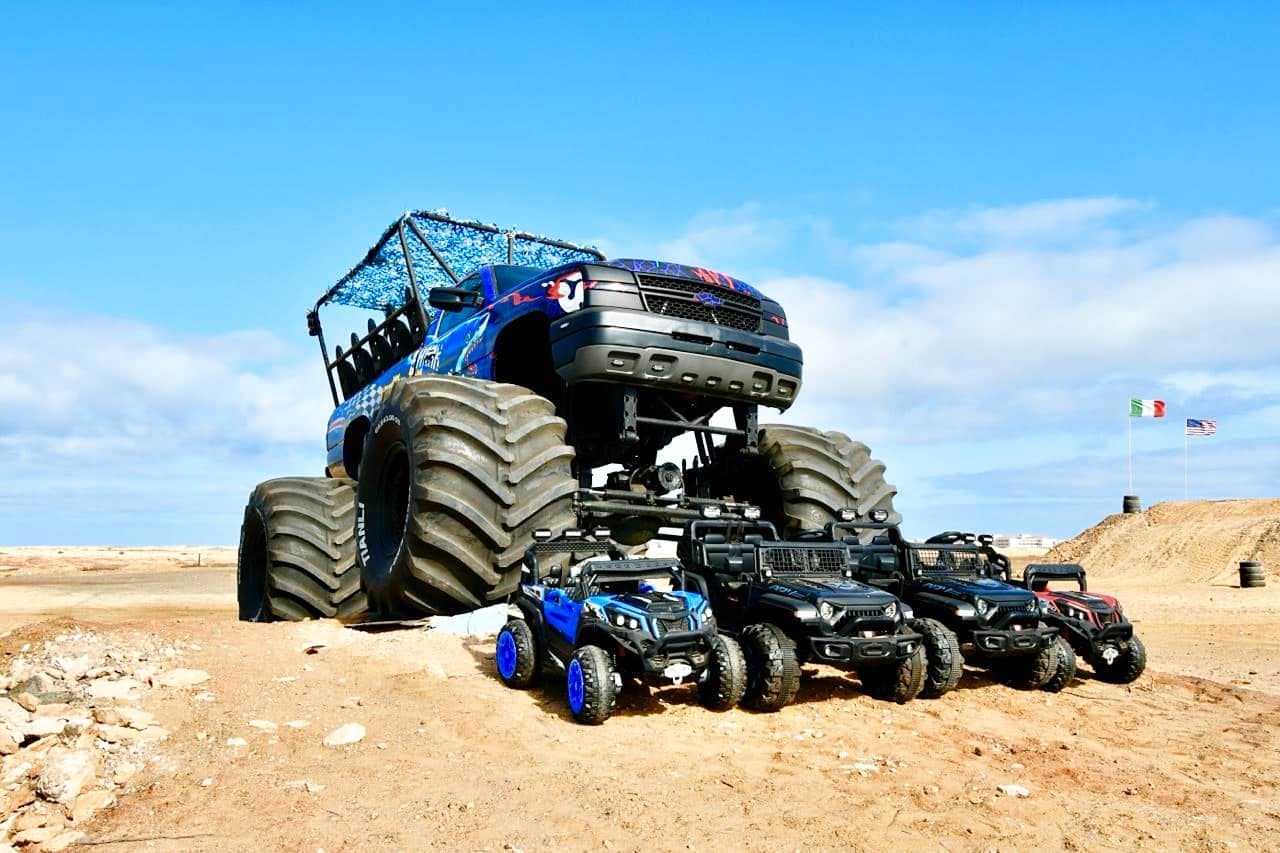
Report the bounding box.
[567,658,586,714]
[496,628,518,680]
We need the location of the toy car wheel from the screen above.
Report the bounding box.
[908,618,963,698]
[567,645,615,725]
[1094,635,1147,684]
[698,634,748,711]
[859,644,926,703]
[495,620,539,689]
[740,623,800,712]
[996,638,1057,690]
[1041,635,1077,693]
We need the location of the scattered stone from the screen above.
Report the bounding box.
[45,830,88,852]
[997,783,1031,798]
[95,725,141,744]
[285,779,325,793]
[116,708,156,729]
[3,759,34,786]
[112,762,139,786]
[92,708,123,726]
[86,678,144,701]
[36,748,98,804]
[23,716,67,739]
[0,730,18,755]
[323,723,366,747]
[341,696,363,709]
[247,720,278,732]
[6,783,36,812]
[226,737,248,748]
[13,807,61,833]
[193,692,217,703]
[201,778,213,787]
[152,668,209,688]
[284,720,311,729]
[71,788,117,823]
[12,693,39,713]
[923,784,940,796]
[11,827,60,847]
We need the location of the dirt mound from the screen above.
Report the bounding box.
[1046,498,1280,585]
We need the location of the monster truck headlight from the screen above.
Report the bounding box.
[974,598,991,618]
[818,601,840,624]
[882,602,897,619]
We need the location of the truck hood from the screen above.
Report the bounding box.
[914,576,1036,607]
[602,259,768,301]
[766,577,898,609]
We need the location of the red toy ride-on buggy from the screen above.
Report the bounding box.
[1019,563,1146,684]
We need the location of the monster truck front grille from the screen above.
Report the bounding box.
[761,547,848,576]
[636,275,762,333]
[652,615,692,636]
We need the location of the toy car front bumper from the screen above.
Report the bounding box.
[805,628,923,666]
[970,627,1057,657]
[549,308,803,410]
[621,629,713,676]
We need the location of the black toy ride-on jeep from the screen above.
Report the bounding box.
[497,531,746,724]
[842,523,1060,694]
[1018,562,1146,684]
[679,519,925,710]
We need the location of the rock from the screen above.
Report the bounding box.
[284,720,311,729]
[45,830,88,852]
[2,759,34,786]
[36,749,98,804]
[20,673,58,695]
[52,656,92,681]
[997,783,1031,798]
[94,725,141,744]
[0,729,17,755]
[284,779,325,793]
[247,720,277,732]
[226,737,248,748]
[23,716,67,739]
[192,692,216,702]
[86,678,144,701]
[112,762,138,785]
[71,788,116,823]
[152,669,209,688]
[11,693,39,713]
[0,698,31,729]
[92,708,123,727]
[116,708,155,730]
[13,807,62,832]
[5,783,35,813]
[11,827,59,846]
[323,723,366,747]
[200,777,213,787]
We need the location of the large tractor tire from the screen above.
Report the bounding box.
[752,425,900,535]
[236,477,365,622]
[355,376,577,618]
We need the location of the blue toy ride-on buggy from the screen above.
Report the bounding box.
[496,530,746,724]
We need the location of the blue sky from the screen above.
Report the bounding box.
[1,3,1278,544]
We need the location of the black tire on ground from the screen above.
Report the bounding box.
[996,639,1058,690]
[568,645,615,725]
[1094,635,1148,683]
[859,645,927,703]
[495,619,539,689]
[236,477,365,622]
[750,425,900,535]
[1042,636,1077,693]
[740,623,801,712]
[698,634,748,711]
[909,617,964,698]
[355,376,577,618]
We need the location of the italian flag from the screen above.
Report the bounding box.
[1130,399,1165,418]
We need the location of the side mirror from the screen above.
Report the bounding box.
[428,286,484,311]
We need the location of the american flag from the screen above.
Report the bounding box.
[1185,418,1217,436]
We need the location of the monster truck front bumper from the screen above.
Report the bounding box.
[969,626,1058,657]
[805,626,923,666]
[549,308,803,410]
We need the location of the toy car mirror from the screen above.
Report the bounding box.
[428,286,484,311]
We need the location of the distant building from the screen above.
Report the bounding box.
[992,533,1060,549]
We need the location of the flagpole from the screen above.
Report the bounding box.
[1127,411,1133,495]
[1184,426,1188,501]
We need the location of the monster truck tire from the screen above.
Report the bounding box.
[236,477,365,622]
[996,638,1058,690]
[740,623,801,712]
[496,619,539,689]
[909,617,964,698]
[356,376,576,618]
[1094,635,1147,684]
[1042,635,1077,693]
[698,634,748,711]
[859,645,927,703]
[755,425,900,534]
[568,645,616,725]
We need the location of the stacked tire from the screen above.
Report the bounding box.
[1240,561,1266,588]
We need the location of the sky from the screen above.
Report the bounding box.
[1,3,1278,544]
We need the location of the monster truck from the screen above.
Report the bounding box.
[677,518,925,709]
[236,210,900,621]
[1017,563,1147,684]
[839,522,1060,693]
[497,530,745,724]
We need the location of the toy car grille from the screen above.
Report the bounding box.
[992,603,1037,622]
[636,275,762,333]
[653,615,692,636]
[910,548,989,574]
[761,546,847,575]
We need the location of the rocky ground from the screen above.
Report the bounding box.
[0,500,1278,851]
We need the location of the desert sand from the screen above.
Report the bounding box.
[1,499,1278,851]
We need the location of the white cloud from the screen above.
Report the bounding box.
[905,196,1150,243]
[655,203,791,268]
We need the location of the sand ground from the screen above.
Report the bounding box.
[1,501,1278,851]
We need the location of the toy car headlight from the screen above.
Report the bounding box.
[1037,598,1051,615]
[818,601,839,623]
[700,607,715,626]
[974,598,990,617]
[882,602,897,619]
[742,505,761,521]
